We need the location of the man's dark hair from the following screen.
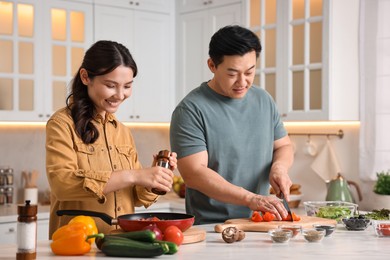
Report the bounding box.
[209,25,262,67]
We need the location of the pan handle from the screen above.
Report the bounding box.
[56,210,117,225]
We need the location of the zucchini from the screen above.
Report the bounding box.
[95,230,156,250]
[107,230,156,242]
[95,235,128,250]
[101,239,166,258]
[155,240,179,255]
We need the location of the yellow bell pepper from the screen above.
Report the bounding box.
[69,215,98,243]
[50,222,103,256]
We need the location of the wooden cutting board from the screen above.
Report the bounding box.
[214,216,337,233]
[182,227,206,244]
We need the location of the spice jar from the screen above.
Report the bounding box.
[0,168,5,186]
[151,150,171,195]
[17,200,37,259]
[5,167,14,185]
[0,187,5,205]
[5,186,13,204]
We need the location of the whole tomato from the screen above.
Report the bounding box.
[163,225,184,246]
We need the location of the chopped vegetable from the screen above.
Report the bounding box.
[316,206,352,221]
[365,208,390,220]
[251,211,263,222]
[263,212,276,222]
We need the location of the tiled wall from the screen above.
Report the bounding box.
[0,122,377,210]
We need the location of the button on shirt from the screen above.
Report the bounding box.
[46,108,158,237]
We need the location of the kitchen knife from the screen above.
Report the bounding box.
[280,193,293,222]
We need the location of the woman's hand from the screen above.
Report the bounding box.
[247,194,288,221]
[152,152,178,171]
[134,167,174,193]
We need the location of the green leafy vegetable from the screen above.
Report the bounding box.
[374,171,390,195]
[316,206,352,222]
[365,209,390,220]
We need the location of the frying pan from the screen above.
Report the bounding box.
[57,210,194,232]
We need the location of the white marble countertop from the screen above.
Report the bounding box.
[0,191,185,223]
[1,222,389,260]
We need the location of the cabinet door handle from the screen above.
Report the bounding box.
[9,227,15,233]
[129,1,133,5]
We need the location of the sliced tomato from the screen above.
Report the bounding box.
[282,213,292,221]
[263,212,276,222]
[251,211,263,222]
[292,212,301,221]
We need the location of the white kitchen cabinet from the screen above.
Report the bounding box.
[177,2,243,101]
[0,218,49,244]
[248,0,359,121]
[177,0,241,13]
[94,0,172,14]
[94,1,174,122]
[0,0,93,121]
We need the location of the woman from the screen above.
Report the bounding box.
[46,40,176,237]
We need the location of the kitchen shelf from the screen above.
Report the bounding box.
[288,129,344,139]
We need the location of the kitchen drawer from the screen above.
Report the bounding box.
[0,219,50,244]
[0,222,17,244]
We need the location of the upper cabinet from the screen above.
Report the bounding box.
[0,0,93,121]
[0,0,174,122]
[94,0,172,13]
[248,0,359,121]
[94,0,174,122]
[178,0,241,13]
[177,0,244,102]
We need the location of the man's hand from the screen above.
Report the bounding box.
[269,162,292,200]
[248,194,288,220]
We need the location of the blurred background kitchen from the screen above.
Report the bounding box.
[0,0,389,211]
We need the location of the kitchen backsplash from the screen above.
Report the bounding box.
[0,122,376,211]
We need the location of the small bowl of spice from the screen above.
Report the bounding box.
[268,229,293,243]
[313,223,337,237]
[278,225,302,238]
[302,228,326,242]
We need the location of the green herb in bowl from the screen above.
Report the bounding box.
[365,208,390,220]
[317,206,352,222]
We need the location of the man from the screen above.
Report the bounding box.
[170,25,294,224]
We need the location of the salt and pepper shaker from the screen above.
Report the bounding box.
[151,150,171,195]
[16,200,37,260]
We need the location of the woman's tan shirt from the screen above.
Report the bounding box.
[46,108,158,237]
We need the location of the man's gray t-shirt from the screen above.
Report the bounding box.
[170,82,287,224]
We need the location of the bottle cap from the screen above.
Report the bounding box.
[157,150,170,158]
[18,200,37,216]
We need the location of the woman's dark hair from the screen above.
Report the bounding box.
[209,25,262,67]
[66,40,137,144]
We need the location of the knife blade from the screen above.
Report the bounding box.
[280,193,293,222]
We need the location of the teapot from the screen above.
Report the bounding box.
[325,173,362,203]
